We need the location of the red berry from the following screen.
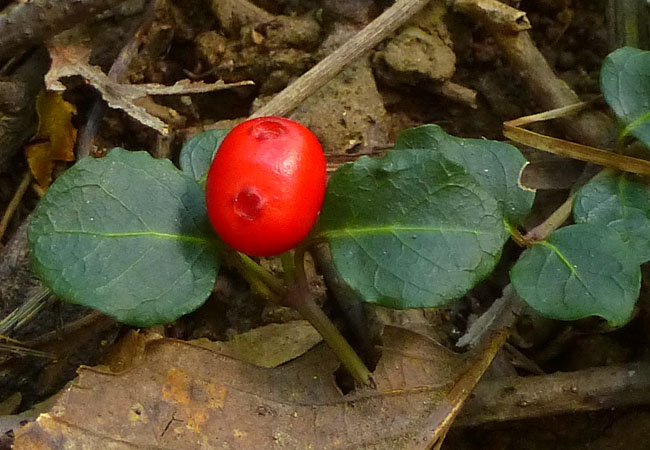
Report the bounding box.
[205,116,327,256]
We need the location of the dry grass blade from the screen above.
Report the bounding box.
[0,171,31,243]
[414,286,522,449]
[0,287,52,336]
[504,109,650,176]
[0,343,56,359]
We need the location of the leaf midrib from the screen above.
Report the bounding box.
[44,229,212,245]
[321,225,484,239]
[537,240,601,303]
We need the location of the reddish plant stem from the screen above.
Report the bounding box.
[524,192,575,243]
[286,244,374,387]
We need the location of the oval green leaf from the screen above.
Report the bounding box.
[29,149,219,326]
[179,129,229,182]
[319,149,508,309]
[394,124,534,224]
[601,47,650,145]
[574,169,650,264]
[511,223,640,326]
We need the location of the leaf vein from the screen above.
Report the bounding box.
[46,229,211,245]
[323,226,482,239]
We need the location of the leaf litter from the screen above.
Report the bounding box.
[13,315,513,449]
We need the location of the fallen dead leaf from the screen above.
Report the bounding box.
[99,328,163,373]
[13,326,469,449]
[192,320,323,368]
[45,45,253,135]
[101,321,322,374]
[13,287,520,450]
[25,91,76,190]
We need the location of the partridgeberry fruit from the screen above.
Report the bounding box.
[205,116,327,256]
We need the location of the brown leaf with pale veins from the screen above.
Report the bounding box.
[45,45,253,135]
[14,326,472,449]
[25,91,76,190]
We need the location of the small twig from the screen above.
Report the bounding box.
[453,0,531,32]
[506,101,595,127]
[251,0,432,118]
[0,334,26,345]
[0,171,31,243]
[454,0,614,148]
[25,310,110,347]
[49,46,254,136]
[0,342,56,359]
[456,285,522,348]
[458,361,650,427]
[0,0,130,62]
[503,343,545,375]
[141,80,254,96]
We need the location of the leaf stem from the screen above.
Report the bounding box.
[506,221,528,247]
[524,192,575,242]
[280,251,296,284]
[224,249,283,303]
[237,252,287,296]
[223,241,373,385]
[286,244,374,387]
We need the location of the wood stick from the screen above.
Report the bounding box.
[0,0,129,62]
[458,361,650,427]
[251,0,432,118]
[453,0,614,147]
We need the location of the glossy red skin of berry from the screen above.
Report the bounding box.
[205,116,327,256]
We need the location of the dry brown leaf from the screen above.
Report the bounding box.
[99,329,164,373]
[45,45,253,135]
[192,320,323,368]
[14,326,471,449]
[101,321,322,374]
[25,91,76,190]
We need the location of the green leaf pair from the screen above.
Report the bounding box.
[511,171,648,327]
[510,46,650,327]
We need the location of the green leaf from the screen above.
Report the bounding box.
[574,169,650,264]
[179,129,229,181]
[29,149,219,326]
[601,47,650,145]
[394,124,534,224]
[511,223,640,326]
[319,149,508,309]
